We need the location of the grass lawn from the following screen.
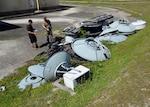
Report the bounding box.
[0,1,150,107]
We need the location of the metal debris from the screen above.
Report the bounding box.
[0,86,5,92]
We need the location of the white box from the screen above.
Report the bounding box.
[63,65,90,90]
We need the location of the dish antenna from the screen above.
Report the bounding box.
[28,51,73,81]
[71,38,111,61]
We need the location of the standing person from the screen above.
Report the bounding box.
[42,17,53,43]
[26,19,38,49]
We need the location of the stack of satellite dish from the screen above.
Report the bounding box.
[96,18,146,44]
[18,14,146,90]
[80,14,114,37]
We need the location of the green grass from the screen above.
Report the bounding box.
[0,1,150,107]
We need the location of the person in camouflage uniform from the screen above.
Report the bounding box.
[42,17,53,43]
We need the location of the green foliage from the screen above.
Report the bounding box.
[78,28,87,38]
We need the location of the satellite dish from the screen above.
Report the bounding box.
[28,51,71,82]
[43,51,71,81]
[109,19,136,35]
[71,38,111,61]
[131,19,146,30]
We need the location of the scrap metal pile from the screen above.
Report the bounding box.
[18,14,146,91]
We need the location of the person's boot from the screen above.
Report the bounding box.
[35,43,39,49]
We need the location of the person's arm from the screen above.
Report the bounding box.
[26,25,36,35]
[42,22,47,30]
[28,31,36,35]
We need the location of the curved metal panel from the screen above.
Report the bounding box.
[71,38,111,61]
[28,64,45,78]
[43,51,70,81]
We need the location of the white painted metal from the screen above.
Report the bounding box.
[131,20,146,30]
[63,65,90,90]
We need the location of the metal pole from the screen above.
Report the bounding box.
[36,0,40,11]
